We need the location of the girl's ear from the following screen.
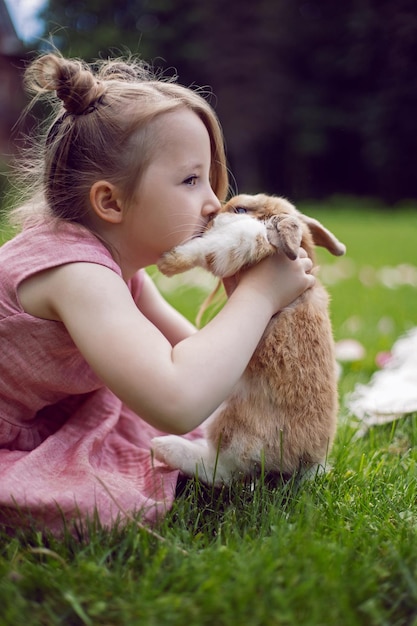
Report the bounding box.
[89,181,124,224]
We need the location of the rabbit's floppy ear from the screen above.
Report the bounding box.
[299,214,346,256]
[267,216,302,260]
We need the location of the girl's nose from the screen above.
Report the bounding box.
[202,188,222,218]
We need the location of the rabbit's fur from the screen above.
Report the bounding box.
[152,193,346,485]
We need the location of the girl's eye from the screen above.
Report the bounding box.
[184,176,198,186]
[234,206,247,214]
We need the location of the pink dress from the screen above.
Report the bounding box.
[0,220,194,534]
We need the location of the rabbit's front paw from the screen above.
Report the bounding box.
[157,250,187,276]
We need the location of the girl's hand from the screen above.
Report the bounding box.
[224,248,315,313]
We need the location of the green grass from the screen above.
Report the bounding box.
[1,198,417,625]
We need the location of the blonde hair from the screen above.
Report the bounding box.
[12,52,229,227]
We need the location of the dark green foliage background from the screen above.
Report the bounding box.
[33,0,417,204]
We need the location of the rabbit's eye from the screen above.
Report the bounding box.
[234,206,247,214]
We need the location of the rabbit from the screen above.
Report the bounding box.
[152,193,346,486]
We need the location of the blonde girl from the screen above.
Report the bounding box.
[0,53,314,533]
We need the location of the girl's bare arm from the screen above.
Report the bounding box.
[26,252,314,434]
[137,272,197,345]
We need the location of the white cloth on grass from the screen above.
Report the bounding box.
[347,327,417,430]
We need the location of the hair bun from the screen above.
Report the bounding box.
[28,53,107,115]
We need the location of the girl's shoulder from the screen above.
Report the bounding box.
[0,219,122,284]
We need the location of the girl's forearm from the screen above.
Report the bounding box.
[132,253,314,433]
[145,285,275,433]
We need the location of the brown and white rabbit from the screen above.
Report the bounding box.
[152,193,346,486]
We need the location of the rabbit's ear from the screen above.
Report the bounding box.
[267,216,302,260]
[299,214,346,256]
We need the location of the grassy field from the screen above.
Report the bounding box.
[1,198,417,625]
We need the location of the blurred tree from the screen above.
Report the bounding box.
[281,0,417,203]
[40,0,154,58]
[37,0,417,203]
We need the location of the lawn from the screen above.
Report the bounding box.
[1,198,417,625]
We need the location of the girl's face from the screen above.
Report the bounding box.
[123,108,222,269]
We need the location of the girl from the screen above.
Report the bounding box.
[0,53,314,534]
